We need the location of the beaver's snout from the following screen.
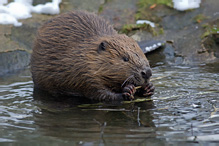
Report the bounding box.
[141,68,152,80]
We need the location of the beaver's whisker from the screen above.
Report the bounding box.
[121,75,134,87]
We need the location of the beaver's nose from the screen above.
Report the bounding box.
[141,68,152,79]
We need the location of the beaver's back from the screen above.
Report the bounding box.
[34,11,117,55]
[37,11,117,45]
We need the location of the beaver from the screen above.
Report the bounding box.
[31,11,155,101]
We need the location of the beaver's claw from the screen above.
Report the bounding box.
[122,84,136,100]
[139,82,155,97]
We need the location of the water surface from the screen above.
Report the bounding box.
[0,64,218,145]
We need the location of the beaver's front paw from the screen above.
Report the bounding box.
[122,84,136,100]
[138,82,155,97]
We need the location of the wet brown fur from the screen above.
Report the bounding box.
[31,11,151,101]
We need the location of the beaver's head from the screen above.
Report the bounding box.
[89,34,152,91]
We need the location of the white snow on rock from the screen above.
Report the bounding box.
[32,0,61,15]
[0,0,62,27]
[0,13,22,26]
[173,0,201,11]
[6,2,32,19]
[136,20,155,28]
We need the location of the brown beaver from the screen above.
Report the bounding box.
[31,11,155,101]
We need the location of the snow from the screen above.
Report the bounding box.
[173,0,201,11]
[144,42,163,53]
[136,20,155,28]
[32,0,61,15]
[0,0,62,27]
[0,0,8,5]
[6,2,32,19]
[0,13,22,26]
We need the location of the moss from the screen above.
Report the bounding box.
[193,14,208,23]
[120,23,157,36]
[158,28,164,35]
[138,0,173,8]
[201,24,218,39]
[98,5,104,13]
[120,0,170,36]
[136,0,173,20]
[201,20,219,57]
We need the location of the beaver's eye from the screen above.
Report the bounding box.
[98,41,106,53]
[123,57,129,62]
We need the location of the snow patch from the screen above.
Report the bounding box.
[173,0,201,11]
[32,0,61,15]
[0,0,62,27]
[0,13,22,26]
[136,20,155,28]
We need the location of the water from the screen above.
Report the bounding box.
[0,64,218,145]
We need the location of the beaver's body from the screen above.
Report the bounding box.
[31,11,154,101]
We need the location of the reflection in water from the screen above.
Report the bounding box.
[33,88,156,145]
[0,65,218,145]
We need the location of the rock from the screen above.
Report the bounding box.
[138,40,166,53]
[0,13,53,76]
[130,0,219,65]
[0,50,30,76]
[33,0,52,6]
[99,0,138,30]
[60,0,105,13]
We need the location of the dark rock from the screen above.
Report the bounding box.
[32,0,52,6]
[145,43,176,67]
[138,40,166,53]
[201,19,219,58]
[0,50,30,76]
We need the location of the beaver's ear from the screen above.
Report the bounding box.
[98,41,107,53]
